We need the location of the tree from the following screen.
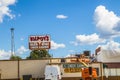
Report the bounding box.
[26,49,51,59]
[10,55,22,60]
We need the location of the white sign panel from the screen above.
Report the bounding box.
[29,35,51,50]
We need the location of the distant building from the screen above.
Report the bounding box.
[95,47,120,62]
[95,47,120,77]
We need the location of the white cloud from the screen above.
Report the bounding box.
[56,14,68,19]
[0,46,28,60]
[20,37,24,41]
[0,0,16,23]
[18,13,21,17]
[0,0,16,6]
[99,40,120,50]
[69,50,75,53]
[94,5,120,38]
[71,33,106,45]
[51,41,66,49]
[0,50,11,60]
[16,46,29,54]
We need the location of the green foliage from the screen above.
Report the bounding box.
[10,55,22,60]
[26,50,51,59]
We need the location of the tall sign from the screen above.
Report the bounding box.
[29,35,51,50]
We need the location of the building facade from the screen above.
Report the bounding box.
[0,58,119,80]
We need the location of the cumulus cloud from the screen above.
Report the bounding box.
[0,0,16,23]
[16,46,29,54]
[56,14,68,19]
[71,33,106,45]
[0,50,11,60]
[68,50,75,53]
[98,40,120,50]
[0,46,28,60]
[51,41,66,49]
[20,37,24,41]
[94,5,120,38]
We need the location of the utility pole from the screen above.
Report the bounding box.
[10,28,15,57]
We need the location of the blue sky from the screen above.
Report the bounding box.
[0,0,120,59]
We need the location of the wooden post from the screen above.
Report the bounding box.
[0,69,1,80]
[18,60,20,80]
[100,62,103,80]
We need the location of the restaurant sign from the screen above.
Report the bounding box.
[29,35,51,50]
[63,63,86,73]
[64,68,81,73]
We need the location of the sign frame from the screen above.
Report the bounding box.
[29,35,51,50]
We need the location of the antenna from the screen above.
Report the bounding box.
[10,28,15,56]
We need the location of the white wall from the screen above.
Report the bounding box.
[103,68,120,76]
